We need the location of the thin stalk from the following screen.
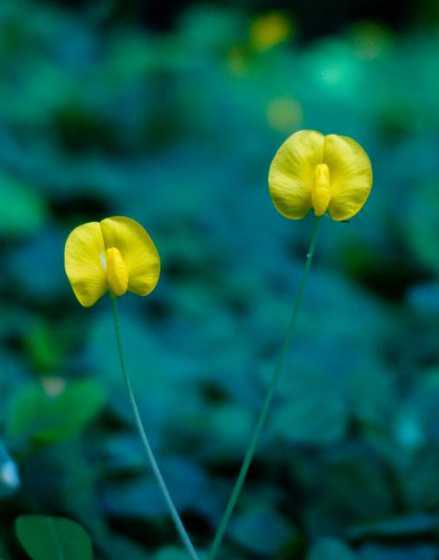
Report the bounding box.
[208,217,322,560]
[110,296,200,560]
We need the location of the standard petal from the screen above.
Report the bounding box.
[268,130,325,219]
[325,134,373,221]
[64,222,107,307]
[100,216,160,296]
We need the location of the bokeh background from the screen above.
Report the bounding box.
[1,0,439,558]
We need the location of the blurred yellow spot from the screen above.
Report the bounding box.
[42,377,66,397]
[267,97,303,132]
[250,12,292,52]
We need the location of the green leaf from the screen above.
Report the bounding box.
[301,446,394,535]
[408,282,439,316]
[7,379,106,443]
[358,544,439,559]
[273,396,346,445]
[348,513,439,541]
[103,535,149,560]
[153,547,191,560]
[406,181,439,274]
[15,515,93,560]
[229,508,295,555]
[152,548,208,560]
[273,367,347,445]
[308,538,356,560]
[103,456,210,519]
[405,368,439,442]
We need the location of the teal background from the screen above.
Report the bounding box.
[1,1,439,558]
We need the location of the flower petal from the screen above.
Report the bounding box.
[268,129,324,219]
[100,216,160,296]
[64,222,107,307]
[325,134,372,221]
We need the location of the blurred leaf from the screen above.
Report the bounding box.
[402,448,439,510]
[406,181,439,273]
[273,366,348,445]
[207,404,253,458]
[408,282,439,316]
[347,363,396,427]
[25,319,66,373]
[349,513,439,541]
[15,515,92,560]
[9,229,65,300]
[100,434,145,475]
[405,368,439,442]
[0,174,47,237]
[273,394,346,445]
[229,508,295,555]
[302,446,394,535]
[308,538,356,559]
[103,534,149,560]
[358,544,439,559]
[104,456,210,519]
[7,379,106,443]
[153,547,192,560]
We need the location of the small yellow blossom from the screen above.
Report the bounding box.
[268,130,372,221]
[250,12,292,52]
[64,216,160,307]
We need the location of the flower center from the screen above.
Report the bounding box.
[105,247,129,296]
[311,163,331,217]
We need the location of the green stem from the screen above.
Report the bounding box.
[208,217,322,560]
[110,296,200,560]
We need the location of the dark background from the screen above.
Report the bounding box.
[50,0,419,35]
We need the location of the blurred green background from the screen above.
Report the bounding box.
[1,0,439,558]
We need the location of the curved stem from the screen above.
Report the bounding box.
[110,296,200,560]
[208,217,322,560]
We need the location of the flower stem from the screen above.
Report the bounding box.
[110,296,200,560]
[208,217,322,560]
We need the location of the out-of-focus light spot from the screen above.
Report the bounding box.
[250,12,293,52]
[41,376,66,397]
[394,413,425,450]
[320,64,344,86]
[0,460,20,491]
[267,97,303,132]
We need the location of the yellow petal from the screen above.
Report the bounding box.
[106,247,128,296]
[100,216,160,296]
[312,163,331,217]
[64,222,107,307]
[325,134,373,221]
[268,130,324,219]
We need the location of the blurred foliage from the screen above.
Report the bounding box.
[1,0,439,558]
[15,515,93,560]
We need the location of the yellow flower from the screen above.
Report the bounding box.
[268,130,372,221]
[64,216,160,307]
[250,12,292,52]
